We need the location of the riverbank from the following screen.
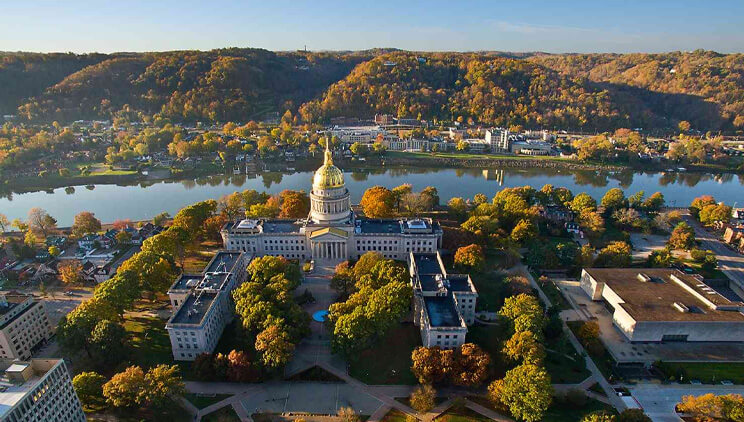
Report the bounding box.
[382,151,622,171]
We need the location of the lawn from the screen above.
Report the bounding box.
[544,333,591,384]
[381,408,409,422]
[469,272,509,312]
[538,276,571,311]
[183,241,223,273]
[122,314,174,369]
[87,398,191,422]
[203,405,241,422]
[566,321,616,380]
[349,323,421,385]
[434,404,491,422]
[543,398,615,422]
[184,393,233,409]
[657,362,744,384]
[465,323,511,379]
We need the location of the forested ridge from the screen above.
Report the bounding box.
[3,48,744,132]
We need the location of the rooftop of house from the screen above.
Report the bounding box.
[423,295,462,327]
[0,293,31,316]
[204,251,242,274]
[584,268,744,322]
[262,220,304,234]
[357,218,402,234]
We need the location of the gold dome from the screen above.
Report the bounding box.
[313,145,345,189]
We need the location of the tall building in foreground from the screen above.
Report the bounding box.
[221,144,442,263]
[0,292,54,360]
[166,251,250,361]
[0,358,85,422]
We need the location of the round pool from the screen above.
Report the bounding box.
[312,310,329,322]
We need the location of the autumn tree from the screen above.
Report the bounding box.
[667,222,695,250]
[677,393,744,421]
[72,211,102,237]
[594,241,632,268]
[452,343,491,387]
[570,193,597,214]
[360,186,395,218]
[488,364,553,422]
[448,197,470,221]
[503,331,545,365]
[689,195,716,218]
[331,261,355,297]
[454,244,485,271]
[227,350,256,382]
[27,207,57,239]
[103,366,146,408]
[699,203,732,226]
[601,188,627,212]
[581,412,617,422]
[59,260,84,285]
[255,324,295,369]
[279,190,310,218]
[0,213,8,238]
[410,384,437,413]
[411,346,450,384]
[511,219,537,244]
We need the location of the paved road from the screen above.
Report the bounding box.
[630,383,744,422]
[683,215,744,289]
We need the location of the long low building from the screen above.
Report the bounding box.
[409,252,478,349]
[166,251,250,361]
[580,268,744,342]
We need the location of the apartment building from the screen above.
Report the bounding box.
[0,293,53,361]
[0,358,85,422]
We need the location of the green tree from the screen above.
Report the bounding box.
[581,412,617,422]
[152,212,170,226]
[617,409,652,422]
[488,364,553,422]
[73,371,107,407]
[594,241,632,268]
[699,203,732,226]
[503,331,545,365]
[601,188,627,211]
[142,364,185,408]
[448,197,470,221]
[331,261,355,297]
[89,320,127,366]
[500,294,545,335]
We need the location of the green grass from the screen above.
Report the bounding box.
[543,398,615,422]
[544,332,591,384]
[566,321,616,380]
[184,393,233,409]
[469,272,509,312]
[657,362,744,384]
[349,323,421,385]
[122,314,174,368]
[87,398,191,422]
[538,277,571,311]
[381,408,409,422]
[434,404,492,422]
[203,405,241,422]
[465,323,511,379]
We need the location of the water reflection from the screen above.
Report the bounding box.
[2,166,743,225]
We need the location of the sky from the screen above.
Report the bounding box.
[2,0,744,54]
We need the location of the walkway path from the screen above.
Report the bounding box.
[519,265,627,412]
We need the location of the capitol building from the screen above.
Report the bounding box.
[221,145,443,263]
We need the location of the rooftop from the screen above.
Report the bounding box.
[585,268,744,322]
[0,293,29,316]
[204,251,242,274]
[262,220,304,234]
[0,359,61,417]
[169,291,218,325]
[423,296,462,327]
[169,274,202,291]
[357,218,401,234]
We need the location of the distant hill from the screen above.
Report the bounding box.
[3,48,744,132]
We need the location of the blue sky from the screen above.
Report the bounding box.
[2,0,743,53]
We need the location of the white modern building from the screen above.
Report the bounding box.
[485,128,510,151]
[409,252,478,349]
[0,292,53,361]
[166,251,250,361]
[221,145,443,263]
[0,358,85,422]
[581,268,744,342]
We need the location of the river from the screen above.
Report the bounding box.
[0,167,742,226]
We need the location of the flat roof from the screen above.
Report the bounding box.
[0,360,60,417]
[585,268,744,322]
[423,296,461,327]
[358,219,401,234]
[262,220,303,234]
[0,294,28,316]
[169,291,218,325]
[205,251,242,274]
[169,274,202,291]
